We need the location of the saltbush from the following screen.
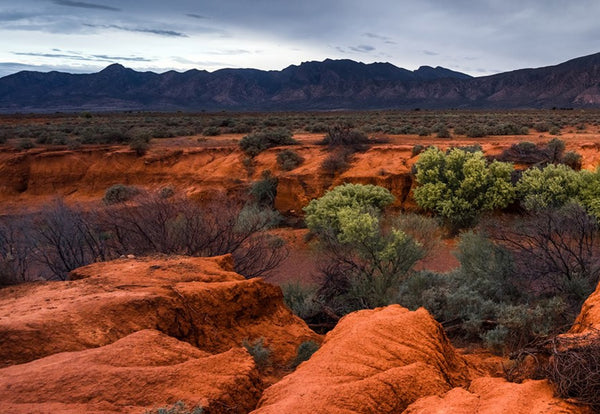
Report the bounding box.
[290,340,320,369]
[277,149,305,171]
[413,147,515,232]
[239,128,296,157]
[103,184,140,204]
[242,338,272,369]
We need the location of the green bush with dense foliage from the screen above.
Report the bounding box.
[413,147,515,232]
[303,183,394,235]
[516,163,582,210]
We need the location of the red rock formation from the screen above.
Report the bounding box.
[0,329,261,413]
[570,278,600,334]
[252,305,471,413]
[403,377,588,414]
[0,255,319,368]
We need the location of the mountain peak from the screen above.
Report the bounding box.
[99,63,127,74]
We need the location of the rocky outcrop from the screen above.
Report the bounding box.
[0,255,319,368]
[570,278,600,334]
[252,306,471,413]
[403,377,587,413]
[0,329,261,413]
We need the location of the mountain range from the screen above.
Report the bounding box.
[2,52,600,112]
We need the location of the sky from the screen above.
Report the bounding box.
[1,0,600,78]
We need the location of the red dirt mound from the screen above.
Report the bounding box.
[0,255,319,368]
[252,305,471,413]
[0,329,260,413]
[570,279,600,334]
[403,377,588,413]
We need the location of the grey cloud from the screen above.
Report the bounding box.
[349,45,375,53]
[186,13,206,19]
[423,50,439,56]
[363,32,396,45]
[52,0,121,11]
[91,54,152,62]
[84,23,188,37]
[0,11,41,21]
[12,50,151,63]
[13,51,90,61]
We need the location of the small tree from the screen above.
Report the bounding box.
[413,147,515,232]
[304,184,423,315]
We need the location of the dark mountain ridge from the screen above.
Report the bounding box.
[1,53,600,112]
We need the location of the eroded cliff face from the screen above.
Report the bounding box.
[0,143,419,216]
[2,134,598,216]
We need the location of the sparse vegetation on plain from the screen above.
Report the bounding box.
[3,109,600,409]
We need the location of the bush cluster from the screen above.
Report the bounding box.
[239,128,297,157]
[0,192,287,284]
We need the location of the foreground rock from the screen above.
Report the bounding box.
[0,255,319,368]
[570,278,600,334]
[253,306,471,413]
[0,329,260,413]
[403,377,588,413]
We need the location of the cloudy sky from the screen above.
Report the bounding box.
[2,0,599,78]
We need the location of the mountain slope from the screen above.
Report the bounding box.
[1,53,600,111]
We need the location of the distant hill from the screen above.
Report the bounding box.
[1,53,600,112]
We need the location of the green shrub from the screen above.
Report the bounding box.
[103,184,140,204]
[547,138,565,162]
[320,125,369,148]
[579,168,600,218]
[242,338,272,369]
[413,147,515,232]
[159,186,175,199]
[282,282,320,320]
[277,149,305,171]
[516,164,582,210]
[320,150,351,175]
[411,144,425,157]
[416,127,430,137]
[436,126,451,138]
[305,122,329,133]
[239,128,296,157]
[17,139,35,150]
[466,124,486,138]
[249,170,278,208]
[290,340,320,369]
[202,126,220,136]
[129,137,150,156]
[397,231,569,354]
[561,151,582,170]
[304,183,394,235]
